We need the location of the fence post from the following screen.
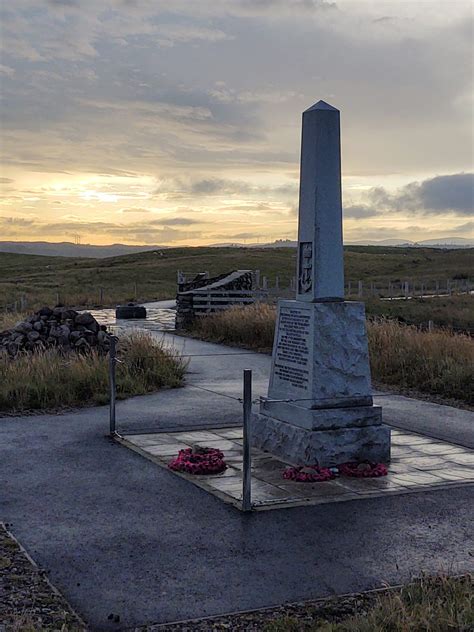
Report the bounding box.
[428,320,434,332]
[242,369,252,512]
[262,276,268,290]
[109,336,118,435]
[358,280,363,298]
[254,269,261,289]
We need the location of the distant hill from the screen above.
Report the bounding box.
[0,241,168,258]
[245,238,474,249]
[1,237,472,259]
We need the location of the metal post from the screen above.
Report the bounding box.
[255,269,261,289]
[109,336,118,435]
[242,369,252,512]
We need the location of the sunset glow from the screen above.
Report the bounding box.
[1,1,472,246]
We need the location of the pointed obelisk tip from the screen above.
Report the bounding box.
[304,100,339,113]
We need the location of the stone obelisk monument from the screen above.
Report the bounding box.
[253,100,390,466]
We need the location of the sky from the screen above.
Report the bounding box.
[0,0,473,246]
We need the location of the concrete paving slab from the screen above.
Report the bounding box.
[122,427,474,511]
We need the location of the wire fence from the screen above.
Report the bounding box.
[2,274,473,314]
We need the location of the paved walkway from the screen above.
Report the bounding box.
[1,313,473,630]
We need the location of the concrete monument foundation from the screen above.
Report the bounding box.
[253,416,390,467]
[253,300,390,466]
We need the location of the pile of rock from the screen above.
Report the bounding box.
[0,307,111,357]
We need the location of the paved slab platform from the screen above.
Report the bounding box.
[121,427,474,510]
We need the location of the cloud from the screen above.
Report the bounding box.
[155,217,199,226]
[451,221,474,233]
[415,173,473,213]
[0,64,15,76]
[343,205,379,219]
[120,207,150,213]
[0,178,14,184]
[0,215,202,243]
[154,177,298,199]
[345,173,474,219]
[189,178,252,195]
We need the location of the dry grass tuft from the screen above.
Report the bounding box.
[189,304,474,405]
[191,302,276,350]
[0,331,186,413]
[0,311,28,331]
[368,318,473,404]
[265,574,473,631]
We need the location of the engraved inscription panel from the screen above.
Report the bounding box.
[298,241,312,294]
[273,307,310,391]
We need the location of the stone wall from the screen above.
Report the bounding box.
[176,270,253,329]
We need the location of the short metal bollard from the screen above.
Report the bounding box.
[242,369,252,512]
[109,336,118,435]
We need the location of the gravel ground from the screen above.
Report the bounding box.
[136,592,380,631]
[0,523,85,631]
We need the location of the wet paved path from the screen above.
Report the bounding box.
[1,302,473,629]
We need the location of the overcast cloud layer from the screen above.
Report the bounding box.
[0,0,473,245]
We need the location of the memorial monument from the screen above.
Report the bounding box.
[253,100,391,466]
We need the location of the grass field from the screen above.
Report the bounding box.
[365,294,473,330]
[1,246,472,329]
[189,304,474,406]
[1,245,472,303]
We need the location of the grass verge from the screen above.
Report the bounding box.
[138,574,473,631]
[264,574,473,632]
[188,304,474,406]
[0,331,186,414]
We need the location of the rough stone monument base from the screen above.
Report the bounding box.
[254,299,391,467]
[253,414,391,467]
